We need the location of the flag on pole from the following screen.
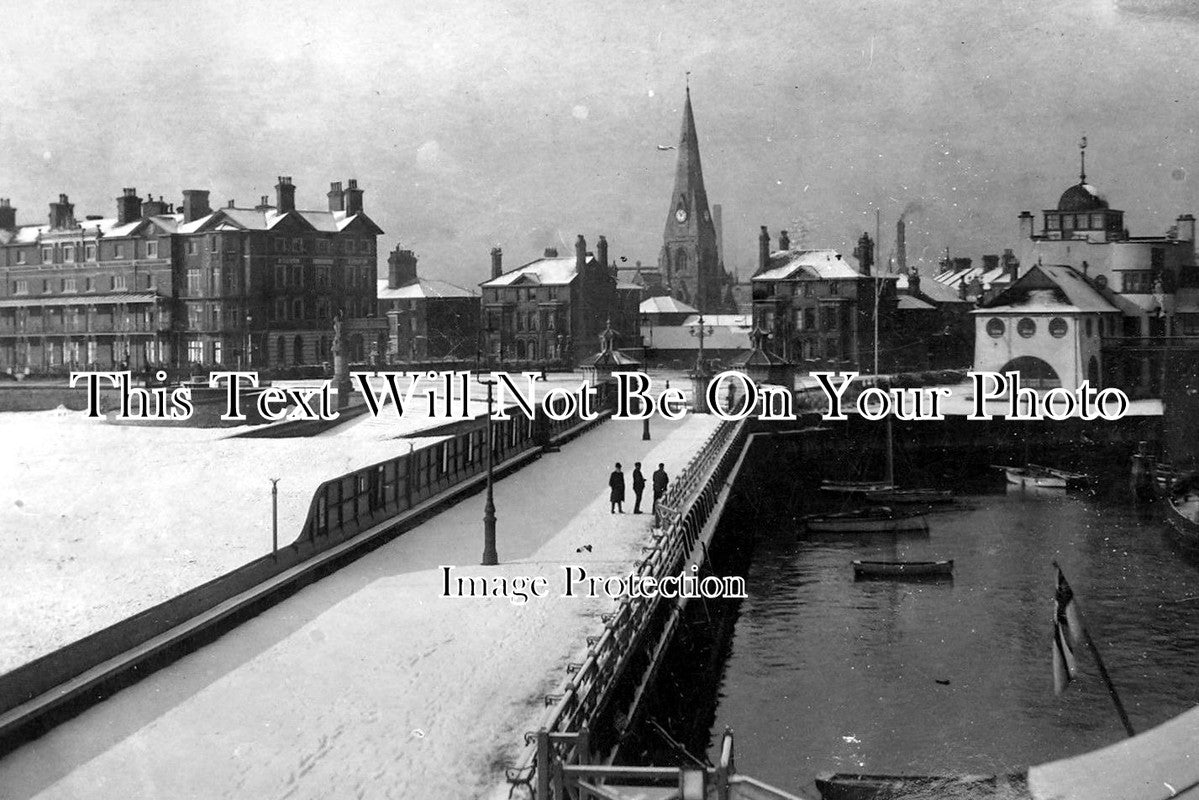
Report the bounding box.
[1053,566,1084,694]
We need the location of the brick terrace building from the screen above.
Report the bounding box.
[0,178,382,375]
[480,235,640,366]
[377,245,478,361]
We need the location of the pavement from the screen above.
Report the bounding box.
[0,412,721,800]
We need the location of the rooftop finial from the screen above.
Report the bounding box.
[1079,135,1088,183]
[685,71,690,93]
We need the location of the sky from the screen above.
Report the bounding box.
[2,0,1199,287]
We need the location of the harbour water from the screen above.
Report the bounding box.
[705,482,1199,796]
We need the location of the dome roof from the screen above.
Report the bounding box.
[1058,182,1109,212]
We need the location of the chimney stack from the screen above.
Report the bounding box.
[855,231,874,276]
[254,195,273,212]
[575,234,587,273]
[908,268,921,296]
[779,229,791,251]
[1002,249,1019,282]
[1019,211,1035,240]
[758,226,770,273]
[490,246,503,279]
[388,245,418,289]
[49,193,75,230]
[343,179,363,216]
[543,247,559,258]
[896,218,907,274]
[597,235,609,270]
[328,182,344,213]
[275,176,296,213]
[1177,214,1195,243]
[142,194,167,217]
[181,189,211,223]
[116,188,143,226]
[0,198,15,231]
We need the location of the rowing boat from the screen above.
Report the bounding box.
[803,507,929,534]
[852,559,953,578]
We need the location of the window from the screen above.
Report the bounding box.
[63,245,74,262]
[986,318,1005,338]
[187,269,202,294]
[16,250,26,264]
[42,279,51,293]
[821,307,836,331]
[293,299,304,319]
[292,238,302,253]
[147,241,158,258]
[828,281,840,296]
[1017,318,1036,338]
[1121,271,1153,293]
[188,340,203,363]
[210,236,218,253]
[114,244,125,259]
[62,278,76,293]
[85,277,94,292]
[1085,318,1093,337]
[804,308,816,330]
[14,280,28,294]
[1048,318,1068,338]
[41,247,52,263]
[1046,215,1060,231]
[85,244,96,261]
[113,275,127,291]
[274,298,286,321]
[213,341,222,364]
[317,240,329,255]
[187,240,198,255]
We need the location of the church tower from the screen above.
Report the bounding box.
[659,85,722,312]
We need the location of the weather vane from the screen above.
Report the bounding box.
[1079,135,1088,183]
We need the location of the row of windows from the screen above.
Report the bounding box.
[513,311,559,332]
[486,287,563,304]
[1045,212,1120,232]
[11,274,154,295]
[760,280,842,298]
[985,316,1116,339]
[10,241,160,265]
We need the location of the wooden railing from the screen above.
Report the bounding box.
[506,416,751,799]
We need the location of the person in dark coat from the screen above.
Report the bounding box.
[632,462,646,514]
[609,462,625,514]
[652,463,669,514]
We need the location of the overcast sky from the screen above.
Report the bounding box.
[2,0,1198,287]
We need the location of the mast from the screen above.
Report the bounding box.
[874,255,894,485]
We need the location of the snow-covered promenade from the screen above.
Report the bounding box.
[0,412,721,800]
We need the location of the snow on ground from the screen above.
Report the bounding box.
[0,413,722,800]
[0,409,443,674]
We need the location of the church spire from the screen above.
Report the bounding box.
[668,83,712,231]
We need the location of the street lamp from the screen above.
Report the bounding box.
[476,370,499,566]
[245,313,253,368]
[689,313,715,373]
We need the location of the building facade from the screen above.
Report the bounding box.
[0,178,383,375]
[377,245,478,362]
[480,235,639,366]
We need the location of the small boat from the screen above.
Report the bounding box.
[803,507,929,534]
[1163,491,1199,550]
[820,479,894,494]
[853,559,953,579]
[1001,465,1066,489]
[815,772,1026,800]
[1029,463,1090,487]
[861,488,953,505]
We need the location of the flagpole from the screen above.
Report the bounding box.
[1053,561,1136,739]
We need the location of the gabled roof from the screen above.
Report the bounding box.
[178,206,383,236]
[753,249,863,281]
[640,296,698,315]
[896,294,936,311]
[976,263,1118,314]
[376,278,475,300]
[895,273,971,304]
[481,254,593,288]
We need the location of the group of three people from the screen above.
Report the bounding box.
[608,462,668,515]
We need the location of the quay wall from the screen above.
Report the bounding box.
[0,386,616,753]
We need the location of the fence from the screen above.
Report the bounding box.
[507,416,750,798]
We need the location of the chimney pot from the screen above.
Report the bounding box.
[490,246,503,279]
[779,229,791,251]
[275,177,296,213]
[757,225,770,273]
[544,247,558,258]
[343,179,364,215]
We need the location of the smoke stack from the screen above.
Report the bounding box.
[490,246,503,279]
[758,226,770,273]
[0,198,17,231]
[343,179,363,216]
[181,189,211,223]
[597,235,609,270]
[275,176,295,213]
[779,229,791,251]
[896,218,907,274]
[328,182,344,213]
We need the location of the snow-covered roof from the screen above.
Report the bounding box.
[0,291,160,308]
[754,249,864,282]
[896,294,936,311]
[682,314,751,328]
[640,296,698,315]
[481,255,591,288]
[376,278,475,300]
[895,273,970,304]
[976,264,1118,314]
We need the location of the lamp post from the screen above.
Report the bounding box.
[245,313,253,368]
[689,313,715,373]
[476,371,499,566]
[689,313,715,413]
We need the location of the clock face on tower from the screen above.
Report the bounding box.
[676,207,688,223]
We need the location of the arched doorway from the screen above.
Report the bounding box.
[998,356,1061,389]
